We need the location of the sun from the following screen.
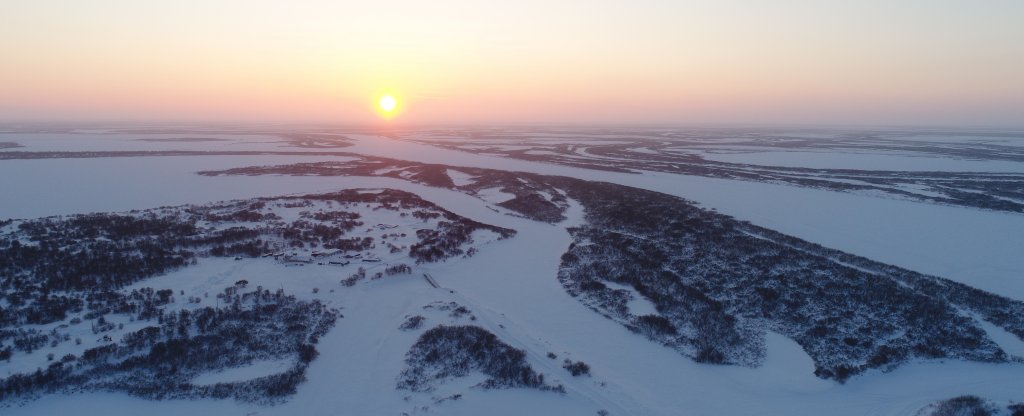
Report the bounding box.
[379,95,397,113]
[373,93,403,120]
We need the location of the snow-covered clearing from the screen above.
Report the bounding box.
[191,359,296,386]
[446,168,476,187]
[601,280,659,316]
[975,318,1024,359]
[473,187,517,205]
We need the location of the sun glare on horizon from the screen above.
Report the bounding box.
[379,95,398,114]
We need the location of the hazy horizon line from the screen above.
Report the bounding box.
[2,119,1024,133]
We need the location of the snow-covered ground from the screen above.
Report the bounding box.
[346,133,1024,301]
[701,149,1024,172]
[6,183,1024,416]
[0,155,360,219]
[0,132,297,153]
[3,129,1024,415]
[191,359,296,386]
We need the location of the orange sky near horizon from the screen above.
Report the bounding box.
[2,0,1023,126]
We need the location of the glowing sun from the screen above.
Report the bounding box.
[379,95,397,113]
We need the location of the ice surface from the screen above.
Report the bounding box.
[702,150,1024,172]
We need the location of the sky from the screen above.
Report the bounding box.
[1,0,1023,126]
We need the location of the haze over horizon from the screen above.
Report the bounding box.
[3,0,1023,126]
